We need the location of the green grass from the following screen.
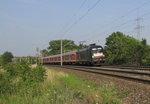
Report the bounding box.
[0,68,128,104]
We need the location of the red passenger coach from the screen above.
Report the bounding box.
[41,51,77,64]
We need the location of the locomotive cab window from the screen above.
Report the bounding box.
[92,48,103,53]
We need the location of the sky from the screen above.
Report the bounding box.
[0,0,150,56]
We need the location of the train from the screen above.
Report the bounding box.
[41,44,105,66]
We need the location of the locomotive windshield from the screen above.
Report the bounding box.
[92,47,103,53]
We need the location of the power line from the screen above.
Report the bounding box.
[85,10,150,41]
[59,0,102,66]
[60,0,150,45]
[88,0,150,36]
[84,0,150,42]
[58,0,88,36]
[106,0,150,26]
[59,0,90,66]
[112,11,150,30]
[62,0,102,37]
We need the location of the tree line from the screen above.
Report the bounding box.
[1,31,149,66]
[41,32,150,66]
[40,39,86,57]
[104,32,150,66]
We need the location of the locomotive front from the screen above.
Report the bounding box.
[90,45,105,65]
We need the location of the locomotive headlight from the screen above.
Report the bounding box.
[92,53,103,58]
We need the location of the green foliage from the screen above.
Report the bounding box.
[141,43,150,65]
[32,65,46,82]
[1,69,123,104]
[40,39,88,57]
[41,39,80,56]
[1,52,13,66]
[48,40,79,55]
[78,44,87,49]
[63,75,85,88]
[14,56,38,64]
[105,32,150,66]
[0,72,13,94]
[40,49,50,57]
[98,83,120,104]
[117,90,131,99]
[0,61,46,95]
[61,75,121,104]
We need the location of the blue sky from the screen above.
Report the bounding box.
[0,0,150,56]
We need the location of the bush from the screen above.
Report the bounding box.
[0,61,46,95]
[1,52,13,67]
[0,72,13,94]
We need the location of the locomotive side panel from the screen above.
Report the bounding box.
[76,48,92,64]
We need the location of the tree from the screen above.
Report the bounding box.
[78,43,87,49]
[1,51,13,66]
[40,49,50,57]
[105,32,129,65]
[104,32,148,66]
[141,39,150,65]
[47,40,79,55]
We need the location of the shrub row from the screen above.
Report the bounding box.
[0,61,46,95]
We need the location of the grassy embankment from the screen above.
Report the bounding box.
[0,65,127,104]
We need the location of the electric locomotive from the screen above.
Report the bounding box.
[76,44,105,65]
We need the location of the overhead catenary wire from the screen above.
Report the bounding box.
[84,0,150,42]
[59,0,103,56]
[58,0,88,36]
[114,11,150,29]
[98,0,150,31]
[60,0,150,46]
[61,0,103,38]
[84,11,150,44]
[111,11,150,33]
[59,0,89,66]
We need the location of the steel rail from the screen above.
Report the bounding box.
[65,66,150,76]
[102,65,150,70]
[61,66,150,84]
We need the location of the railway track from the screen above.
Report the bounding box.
[101,65,150,71]
[47,65,150,84]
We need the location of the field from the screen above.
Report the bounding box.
[0,64,124,104]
